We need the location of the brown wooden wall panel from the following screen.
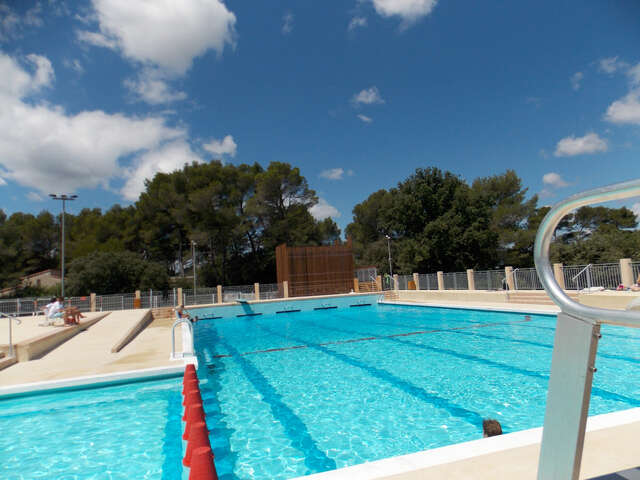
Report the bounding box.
[276,243,355,297]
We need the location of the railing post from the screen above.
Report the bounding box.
[254,282,260,301]
[90,293,96,312]
[217,285,222,304]
[353,278,359,293]
[134,290,141,309]
[413,272,420,290]
[393,274,399,291]
[375,275,382,291]
[283,281,289,298]
[177,288,183,307]
[553,263,565,289]
[467,269,475,290]
[620,258,633,287]
[505,266,515,290]
[437,271,444,291]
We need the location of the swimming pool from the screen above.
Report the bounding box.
[191,300,640,479]
[0,376,184,479]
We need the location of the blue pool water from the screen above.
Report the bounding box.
[191,302,640,480]
[0,376,183,480]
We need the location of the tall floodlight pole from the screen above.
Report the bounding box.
[385,234,393,276]
[192,240,197,292]
[49,194,78,298]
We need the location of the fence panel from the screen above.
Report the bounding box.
[96,293,135,312]
[356,267,377,283]
[513,268,543,290]
[182,288,218,307]
[443,272,468,290]
[563,264,620,290]
[633,262,640,284]
[222,284,256,303]
[396,275,411,290]
[418,273,438,290]
[259,283,282,300]
[474,270,505,290]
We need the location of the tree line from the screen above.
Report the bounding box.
[1,162,637,296]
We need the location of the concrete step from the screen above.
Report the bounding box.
[0,354,17,371]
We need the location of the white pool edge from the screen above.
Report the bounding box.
[295,407,640,480]
[379,300,560,315]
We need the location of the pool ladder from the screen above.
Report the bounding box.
[171,316,194,360]
[534,178,640,480]
[1,312,21,359]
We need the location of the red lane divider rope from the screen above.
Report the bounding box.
[182,363,219,480]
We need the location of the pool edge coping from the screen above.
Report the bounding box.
[294,407,640,479]
[379,300,560,316]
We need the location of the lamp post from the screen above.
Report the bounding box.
[191,240,197,293]
[49,194,78,298]
[385,234,393,276]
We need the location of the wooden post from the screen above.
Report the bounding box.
[393,274,399,291]
[217,285,222,304]
[553,263,565,289]
[375,275,382,291]
[437,271,444,290]
[620,258,634,287]
[505,266,515,290]
[254,282,260,300]
[353,278,359,293]
[467,269,475,290]
[177,288,183,307]
[413,272,420,290]
[283,281,289,298]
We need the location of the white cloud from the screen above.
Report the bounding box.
[0,51,190,196]
[121,140,201,201]
[282,12,294,35]
[604,90,640,125]
[309,198,341,220]
[79,0,236,75]
[26,191,43,201]
[64,58,85,74]
[319,168,345,180]
[629,63,640,87]
[0,3,44,41]
[124,69,187,105]
[542,172,568,188]
[352,86,384,105]
[598,56,629,74]
[571,71,583,91]
[76,29,117,49]
[357,113,372,123]
[368,0,437,25]
[554,133,608,157]
[0,176,6,186]
[348,16,367,31]
[203,135,237,157]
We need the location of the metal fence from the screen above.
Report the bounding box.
[513,268,544,290]
[473,270,505,290]
[562,263,621,290]
[356,267,377,283]
[418,273,438,290]
[396,275,412,290]
[633,262,640,284]
[443,272,468,290]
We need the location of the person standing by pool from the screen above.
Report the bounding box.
[482,419,502,437]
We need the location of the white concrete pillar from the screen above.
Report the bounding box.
[217,285,223,304]
[413,272,420,290]
[505,266,515,290]
[620,258,634,287]
[90,293,96,312]
[177,288,183,307]
[553,263,565,289]
[283,281,289,298]
[393,274,399,291]
[375,275,382,291]
[467,269,475,290]
[254,282,260,301]
[437,271,444,290]
[353,278,359,293]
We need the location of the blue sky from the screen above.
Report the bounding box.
[1,0,639,233]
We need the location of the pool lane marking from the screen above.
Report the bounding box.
[211,317,532,359]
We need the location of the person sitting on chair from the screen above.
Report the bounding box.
[175,305,194,321]
[631,273,640,292]
[64,306,85,325]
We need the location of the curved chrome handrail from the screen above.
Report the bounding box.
[1,312,22,358]
[171,317,194,359]
[534,178,640,326]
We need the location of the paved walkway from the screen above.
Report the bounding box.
[0,309,182,386]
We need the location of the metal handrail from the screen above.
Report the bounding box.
[171,316,194,359]
[534,178,640,326]
[1,312,22,358]
[571,264,592,282]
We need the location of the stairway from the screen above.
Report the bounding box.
[152,306,176,321]
[358,281,379,293]
[382,290,399,301]
[507,290,579,305]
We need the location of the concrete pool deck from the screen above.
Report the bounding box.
[0,308,183,386]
